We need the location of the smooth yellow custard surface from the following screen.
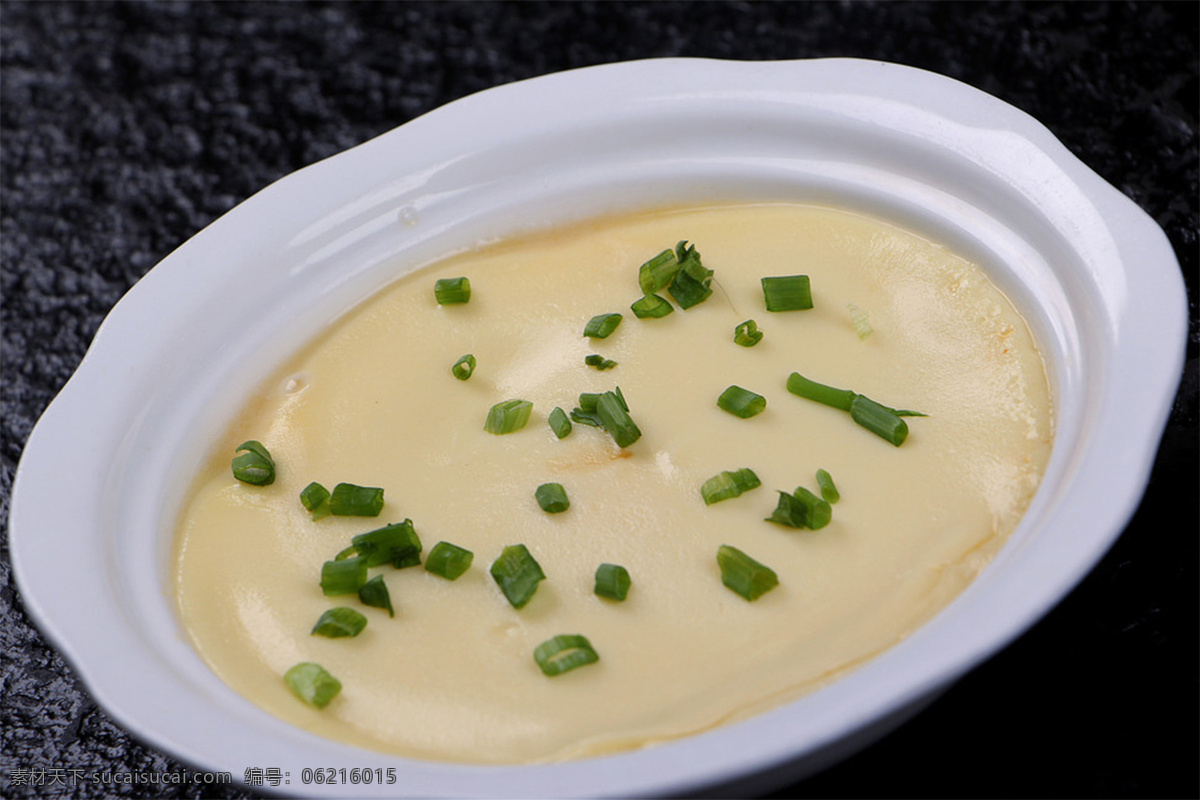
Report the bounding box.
[173,203,1052,764]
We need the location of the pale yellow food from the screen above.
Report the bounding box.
[173,203,1052,764]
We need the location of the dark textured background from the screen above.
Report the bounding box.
[2,2,1196,798]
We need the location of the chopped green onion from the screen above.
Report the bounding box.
[785,371,855,411]
[717,544,778,601]
[452,354,476,380]
[490,544,546,609]
[734,319,763,347]
[329,483,384,517]
[816,468,840,504]
[300,481,331,520]
[668,240,713,309]
[583,313,622,339]
[594,563,631,602]
[351,520,422,568]
[850,394,909,446]
[533,634,600,677]
[535,482,570,513]
[569,407,603,428]
[630,293,674,319]
[578,392,601,413]
[761,275,813,311]
[334,544,358,561]
[548,407,572,439]
[596,390,642,447]
[358,575,394,616]
[638,248,680,295]
[434,276,471,305]
[284,662,342,709]
[700,468,762,505]
[311,607,368,638]
[585,354,618,371]
[232,440,275,485]
[424,541,474,580]
[320,556,368,596]
[765,487,832,530]
[485,399,533,434]
[847,303,873,339]
[717,385,767,419]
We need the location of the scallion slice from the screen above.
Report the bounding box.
[596,390,641,447]
[485,399,533,434]
[668,240,713,309]
[452,353,476,381]
[535,482,570,513]
[311,607,368,638]
[284,662,342,709]
[330,483,384,517]
[424,541,474,581]
[847,303,873,339]
[637,248,680,295]
[700,468,762,505]
[434,276,471,305]
[734,319,763,347]
[816,468,840,504]
[585,354,618,371]
[358,574,394,617]
[785,372,855,411]
[583,313,622,339]
[717,385,766,419]
[630,293,674,319]
[761,275,813,311]
[320,556,368,596]
[765,487,832,530]
[232,440,275,485]
[569,407,603,428]
[533,634,599,677]
[300,481,331,520]
[717,544,778,601]
[594,563,631,602]
[490,544,546,609]
[548,407,572,439]
[849,394,908,447]
[351,520,422,568]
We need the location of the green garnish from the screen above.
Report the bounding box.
[490,544,546,609]
[533,634,600,677]
[535,482,570,513]
[596,389,641,447]
[434,276,471,305]
[320,556,368,596]
[765,487,832,530]
[351,520,422,568]
[700,468,762,505]
[717,385,766,419]
[358,575,394,616]
[734,319,763,347]
[485,399,533,435]
[583,313,622,339]
[311,607,368,638]
[284,663,342,709]
[548,407,572,439]
[232,440,275,486]
[424,541,474,581]
[717,544,778,601]
[452,354,476,380]
[637,248,680,295]
[630,293,674,319]
[761,275,813,311]
[333,544,358,561]
[594,563,631,602]
[329,483,385,517]
[585,354,618,371]
[786,371,921,446]
[300,481,331,520]
[847,303,873,339]
[668,240,714,309]
[816,468,840,504]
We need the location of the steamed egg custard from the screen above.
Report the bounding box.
[173,203,1052,764]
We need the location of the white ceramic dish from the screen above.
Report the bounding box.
[9,58,1186,797]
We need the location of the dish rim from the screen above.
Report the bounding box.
[8,57,1186,798]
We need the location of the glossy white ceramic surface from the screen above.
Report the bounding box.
[9,58,1186,797]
